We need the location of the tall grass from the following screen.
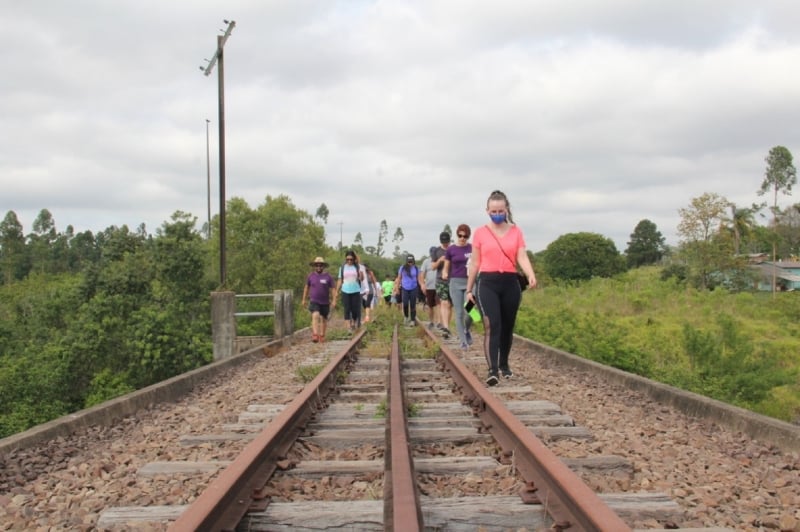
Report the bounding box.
[516,266,800,422]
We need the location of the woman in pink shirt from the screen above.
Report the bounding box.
[466,190,537,386]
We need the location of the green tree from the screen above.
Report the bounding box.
[544,232,627,281]
[745,225,774,255]
[678,192,730,243]
[315,203,330,224]
[392,227,405,258]
[775,203,800,258]
[677,192,734,290]
[28,209,58,275]
[154,211,208,299]
[376,219,388,257]
[0,211,29,284]
[215,195,327,294]
[353,232,364,253]
[0,272,89,434]
[758,145,797,293]
[625,219,666,268]
[67,229,99,272]
[727,204,758,256]
[123,212,211,389]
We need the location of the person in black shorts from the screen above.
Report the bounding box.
[431,232,452,335]
[301,256,335,342]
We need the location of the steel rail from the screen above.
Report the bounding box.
[423,327,633,532]
[168,330,366,532]
[385,325,423,531]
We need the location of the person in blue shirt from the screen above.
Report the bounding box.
[393,254,422,326]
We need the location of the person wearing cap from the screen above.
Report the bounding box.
[302,257,335,343]
[336,250,364,332]
[431,231,453,336]
[393,254,421,326]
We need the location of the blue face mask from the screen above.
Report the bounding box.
[489,213,506,224]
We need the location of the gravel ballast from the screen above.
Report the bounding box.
[0,325,798,531]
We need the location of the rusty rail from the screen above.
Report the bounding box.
[385,325,423,531]
[168,330,366,531]
[423,327,632,532]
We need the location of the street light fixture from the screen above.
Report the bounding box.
[200,19,235,286]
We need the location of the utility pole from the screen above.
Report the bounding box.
[205,118,211,240]
[200,19,235,286]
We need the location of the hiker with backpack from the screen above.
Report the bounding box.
[336,250,364,332]
[393,254,423,326]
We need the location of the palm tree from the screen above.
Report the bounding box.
[729,204,757,256]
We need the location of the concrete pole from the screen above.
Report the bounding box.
[211,291,236,360]
[273,290,285,339]
[282,289,294,336]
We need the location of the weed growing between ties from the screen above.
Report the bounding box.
[295,363,325,383]
[374,399,423,419]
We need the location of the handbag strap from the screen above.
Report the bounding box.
[486,225,517,271]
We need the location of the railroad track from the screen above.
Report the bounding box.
[92,321,730,531]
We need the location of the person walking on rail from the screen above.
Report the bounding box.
[361,263,378,323]
[443,224,473,350]
[393,254,421,326]
[381,274,395,307]
[336,250,364,333]
[302,257,335,343]
[431,231,453,337]
[420,247,441,329]
[466,190,537,386]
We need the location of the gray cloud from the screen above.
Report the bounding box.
[3,1,800,259]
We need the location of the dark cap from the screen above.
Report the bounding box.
[439,231,451,243]
[406,254,415,262]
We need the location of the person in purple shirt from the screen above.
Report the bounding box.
[302,256,335,343]
[443,224,474,350]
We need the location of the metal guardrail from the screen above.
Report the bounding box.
[234,293,275,318]
[212,290,294,360]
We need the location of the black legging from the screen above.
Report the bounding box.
[475,273,521,374]
[341,291,362,326]
[401,287,418,321]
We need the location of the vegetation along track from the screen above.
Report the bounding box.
[1,312,798,530]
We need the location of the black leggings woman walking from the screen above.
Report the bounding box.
[466,190,537,386]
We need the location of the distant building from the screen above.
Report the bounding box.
[751,261,800,291]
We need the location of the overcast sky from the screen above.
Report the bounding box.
[4,1,800,260]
